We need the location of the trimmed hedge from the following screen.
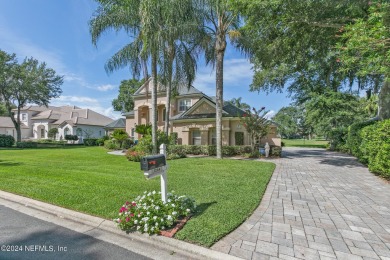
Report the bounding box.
[84,138,98,146]
[0,134,15,147]
[359,120,389,178]
[16,142,38,148]
[347,120,376,157]
[167,145,280,157]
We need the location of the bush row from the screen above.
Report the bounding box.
[16,142,38,148]
[0,134,15,147]
[167,145,282,157]
[358,120,389,178]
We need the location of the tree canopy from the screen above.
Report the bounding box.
[112,79,142,113]
[0,49,63,141]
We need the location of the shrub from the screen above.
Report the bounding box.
[0,134,15,147]
[16,142,38,148]
[84,138,98,146]
[104,140,120,150]
[125,149,146,162]
[122,139,134,149]
[96,138,105,146]
[222,146,237,156]
[270,146,282,157]
[65,135,79,143]
[167,145,187,158]
[169,132,178,145]
[360,119,390,178]
[347,120,375,157]
[281,141,285,147]
[167,153,186,160]
[328,127,348,152]
[47,128,58,139]
[114,191,196,235]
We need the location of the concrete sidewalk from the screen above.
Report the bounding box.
[0,190,240,260]
[212,147,390,260]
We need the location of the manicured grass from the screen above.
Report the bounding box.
[283,139,329,148]
[0,147,274,247]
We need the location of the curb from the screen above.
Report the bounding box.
[0,190,241,260]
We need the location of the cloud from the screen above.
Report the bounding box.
[97,84,116,91]
[50,95,121,119]
[193,58,253,95]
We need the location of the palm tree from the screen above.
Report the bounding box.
[90,0,162,153]
[199,0,242,158]
[229,97,251,111]
[159,0,200,136]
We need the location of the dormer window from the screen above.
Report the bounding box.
[21,113,27,121]
[179,99,191,112]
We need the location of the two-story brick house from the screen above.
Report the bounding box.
[124,78,281,146]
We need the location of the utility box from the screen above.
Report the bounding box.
[140,154,166,171]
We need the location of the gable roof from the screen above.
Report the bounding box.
[0,116,29,128]
[171,96,245,120]
[18,106,113,127]
[133,77,204,97]
[104,118,126,129]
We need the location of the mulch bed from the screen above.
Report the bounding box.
[160,216,191,238]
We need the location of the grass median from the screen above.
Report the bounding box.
[0,146,274,247]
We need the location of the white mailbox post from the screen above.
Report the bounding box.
[140,144,168,203]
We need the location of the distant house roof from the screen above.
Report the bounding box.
[16,106,113,127]
[122,111,135,117]
[0,116,28,129]
[104,118,126,129]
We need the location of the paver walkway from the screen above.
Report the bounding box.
[212,147,390,260]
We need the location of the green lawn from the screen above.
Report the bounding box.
[283,139,329,148]
[0,147,274,247]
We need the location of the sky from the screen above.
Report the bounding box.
[0,0,291,119]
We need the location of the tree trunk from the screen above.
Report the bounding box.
[164,81,171,137]
[215,31,226,159]
[215,49,225,159]
[7,103,21,142]
[165,45,174,137]
[378,79,390,120]
[151,53,158,154]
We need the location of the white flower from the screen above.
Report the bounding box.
[171,204,175,207]
[167,215,172,221]
[134,220,138,224]
[152,190,156,195]
[155,206,160,210]
[137,226,141,230]
[172,211,177,216]
[153,216,158,220]
[167,199,171,203]
[138,214,141,217]
[147,211,150,215]
[144,227,148,232]
[144,191,147,194]
[155,222,159,226]
[161,226,165,230]
[151,227,155,231]
[161,218,164,222]
[186,209,191,212]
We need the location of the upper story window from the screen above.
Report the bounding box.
[21,113,27,121]
[179,99,192,112]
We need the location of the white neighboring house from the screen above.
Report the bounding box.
[6,105,114,143]
[0,116,29,139]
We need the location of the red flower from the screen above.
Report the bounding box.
[243,113,247,117]
[132,202,137,206]
[126,217,130,222]
[130,213,135,217]
[119,207,127,213]
[336,58,341,63]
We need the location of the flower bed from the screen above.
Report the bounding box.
[114,191,196,235]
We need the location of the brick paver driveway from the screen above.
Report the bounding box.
[212,147,390,260]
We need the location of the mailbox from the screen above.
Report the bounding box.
[140,154,166,171]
